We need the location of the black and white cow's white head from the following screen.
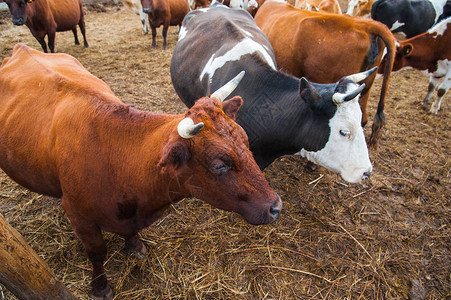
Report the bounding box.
[297,68,376,183]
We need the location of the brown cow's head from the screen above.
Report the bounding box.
[4,0,33,26]
[379,40,414,73]
[140,0,152,13]
[158,75,281,225]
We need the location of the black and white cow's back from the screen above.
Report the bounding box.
[171,4,374,183]
[371,0,448,38]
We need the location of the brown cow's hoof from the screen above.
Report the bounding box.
[129,244,148,260]
[89,285,114,300]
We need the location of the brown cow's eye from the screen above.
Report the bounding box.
[209,160,231,176]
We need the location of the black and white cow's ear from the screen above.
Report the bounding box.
[401,44,413,56]
[299,77,321,104]
[222,96,243,120]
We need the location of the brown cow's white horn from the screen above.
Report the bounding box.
[343,66,378,83]
[211,71,245,102]
[177,117,204,139]
[333,83,366,105]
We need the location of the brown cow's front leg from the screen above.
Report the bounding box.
[28,27,48,52]
[162,22,169,50]
[63,201,113,300]
[72,28,80,45]
[151,24,157,48]
[125,235,148,260]
[47,30,56,53]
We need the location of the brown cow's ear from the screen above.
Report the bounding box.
[402,44,413,56]
[157,141,191,173]
[222,96,243,120]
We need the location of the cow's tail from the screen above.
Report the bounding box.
[368,22,395,148]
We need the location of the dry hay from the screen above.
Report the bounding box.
[0,2,450,299]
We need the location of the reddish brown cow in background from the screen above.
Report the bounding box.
[0,44,282,299]
[3,0,88,53]
[189,0,211,9]
[294,0,342,14]
[255,1,395,147]
[141,0,189,49]
[379,18,451,114]
[345,0,376,17]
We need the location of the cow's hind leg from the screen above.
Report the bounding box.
[430,73,450,114]
[72,28,80,45]
[124,234,148,260]
[422,75,440,110]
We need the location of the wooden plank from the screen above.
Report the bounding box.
[0,213,77,300]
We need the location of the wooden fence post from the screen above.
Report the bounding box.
[0,213,78,300]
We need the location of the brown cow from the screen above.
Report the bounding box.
[189,0,211,9]
[0,44,282,299]
[3,0,88,53]
[141,0,189,49]
[379,18,451,114]
[254,1,395,147]
[294,0,342,14]
[345,0,376,17]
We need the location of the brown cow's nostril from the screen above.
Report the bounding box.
[269,196,282,219]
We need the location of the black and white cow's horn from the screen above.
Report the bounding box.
[333,83,366,105]
[211,71,245,102]
[344,66,378,83]
[177,117,204,138]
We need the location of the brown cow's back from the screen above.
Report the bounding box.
[0,44,119,196]
[169,0,189,25]
[46,0,83,32]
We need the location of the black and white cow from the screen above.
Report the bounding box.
[371,0,448,38]
[170,4,375,183]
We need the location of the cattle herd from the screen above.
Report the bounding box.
[0,0,450,299]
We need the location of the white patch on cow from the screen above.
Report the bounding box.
[178,26,188,41]
[428,0,447,23]
[200,37,277,82]
[248,0,258,8]
[345,0,360,15]
[240,28,254,38]
[297,83,372,183]
[390,20,405,31]
[428,17,450,36]
[269,0,288,3]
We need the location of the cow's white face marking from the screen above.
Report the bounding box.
[390,20,405,31]
[297,83,372,183]
[178,26,188,41]
[200,37,276,82]
[428,18,450,36]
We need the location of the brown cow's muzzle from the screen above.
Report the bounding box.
[12,18,25,26]
[269,195,282,219]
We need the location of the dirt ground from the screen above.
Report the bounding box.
[0,3,449,300]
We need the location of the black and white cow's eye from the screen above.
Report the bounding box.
[339,129,351,137]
